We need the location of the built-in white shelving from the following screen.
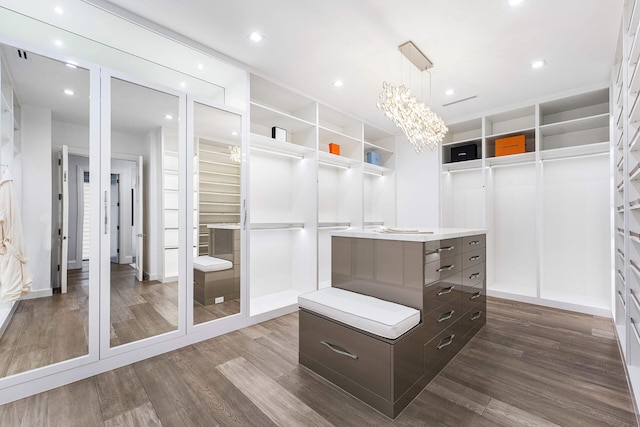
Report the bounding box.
[249,74,396,311]
[249,96,317,310]
[441,85,612,316]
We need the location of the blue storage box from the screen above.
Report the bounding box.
[366,151,382,166]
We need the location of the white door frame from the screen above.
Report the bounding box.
[185,95,247,333]
[60,145,69,294]
[99,67,187,359]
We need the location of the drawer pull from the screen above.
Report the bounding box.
[436,246,455,252]
[437,286,453,296]
[436,264,455,272]
[437,334,455,350]
[469,240,481,245]
[437,310,455,323]
[470,311,483,321]
[469,255,480,261]
[320,341,358,360]
[470,291,481,300]
[469,272,481,280]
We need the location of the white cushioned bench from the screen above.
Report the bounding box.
[298,287,420,340]
[193,256,234,306]
[193,255,233,272]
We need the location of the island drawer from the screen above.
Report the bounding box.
[462,248,485,269]
[425,254,461,284]
[462,234,485,251]
[425,238,461,263]
[462,263,485,287]
[424,275,462,314]
[462,281,486,315]
[299,310,392,400]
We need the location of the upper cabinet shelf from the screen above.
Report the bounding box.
[250,74,316,149]
[485,106,535,137]
[250,73,397,173]
[440,87,610,170]
[540,89,609,151]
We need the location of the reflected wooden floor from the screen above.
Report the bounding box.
[0,297,636,426]
[0,262,241,377]
[109,264,178,347]
[0,267,89,378]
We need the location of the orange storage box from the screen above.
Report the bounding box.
[495,135,525,156]
[329,143,340,155]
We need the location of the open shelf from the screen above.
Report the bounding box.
[251,132,314,158]
[485,128,536,158]
[539,142,609,161]
[318,127,361,161]
[487,151,536,166]
[443,118,483,145]
[442,158,482,172]
[318,150,360,169]
[363,162,391,176]
[443,139,482,164]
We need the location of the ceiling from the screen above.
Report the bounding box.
[98,0,624,132]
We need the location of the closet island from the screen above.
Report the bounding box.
[299,228,487,418]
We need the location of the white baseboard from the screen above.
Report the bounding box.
[487,289,612,318]
[21,289,54,300]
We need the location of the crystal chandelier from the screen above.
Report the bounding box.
[377,42,448,153]
[229,145,241,164]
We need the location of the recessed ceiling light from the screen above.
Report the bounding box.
[530,59,546,69]
[445,89,456,96]
[180,82,186,88]
[165,114,173,120]
[197,63,203,70]
[64,89,74,96]
[249,32,264,42]
[333,80,344,87]
[54,5,64,14]
[509,0,524,6]
[231,131,239,136]
[54,39,63,47]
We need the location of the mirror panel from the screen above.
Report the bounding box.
[0,44,91,376]
[109,77,180,347]
[192,102,242,325]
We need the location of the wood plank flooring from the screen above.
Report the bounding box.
[0,297,636,426]
[0,262,240,378]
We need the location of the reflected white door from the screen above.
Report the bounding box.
[60,145,69,294]
[136,156,143,281]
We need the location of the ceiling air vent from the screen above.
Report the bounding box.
[443,95,478,107]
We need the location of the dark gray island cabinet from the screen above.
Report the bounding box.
[299,228,487,418]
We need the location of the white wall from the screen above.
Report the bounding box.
[395,136,441,228]
[21,105,52,294]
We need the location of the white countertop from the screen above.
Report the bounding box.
[331,227,486,242]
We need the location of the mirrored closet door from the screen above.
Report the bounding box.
[101,72,187,353]
[188,98,244,327]
[0,42,99,378]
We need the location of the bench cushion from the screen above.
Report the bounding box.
[193,255,233,272]
[298,287,420,340]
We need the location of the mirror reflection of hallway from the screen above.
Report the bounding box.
[108,77,179,347]
[0,45,91,377]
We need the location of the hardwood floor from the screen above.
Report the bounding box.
[0,262,241,377]
[0,266,89,378]
[0,297,636,426]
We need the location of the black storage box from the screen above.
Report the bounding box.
[450,144,478,162]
